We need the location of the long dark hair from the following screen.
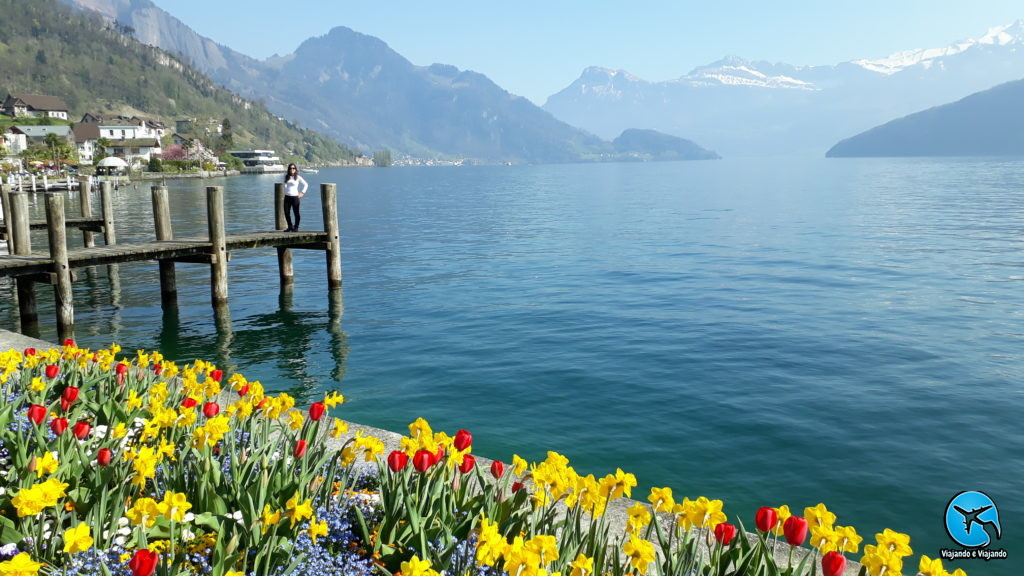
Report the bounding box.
[284,163,298,182]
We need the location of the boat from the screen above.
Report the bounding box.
[302,168,319,174]
[228,150,286,174]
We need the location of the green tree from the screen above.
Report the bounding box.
[373,149,392,167]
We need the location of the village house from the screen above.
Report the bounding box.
[2,94,70,120]
[73,114,167,166]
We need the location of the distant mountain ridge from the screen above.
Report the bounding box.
[58,0,633,163]
[826,78,1024,157]
[544,21,1024,157]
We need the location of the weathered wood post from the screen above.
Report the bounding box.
[101,181,116,245]
[45,193,75,340]
[275,182,293,286]
[207,186,229,307]
[152,185,177,306]
[321,183,342,289]
[9,192,38,329]
[79,179,94,248]
[1,184,11,254]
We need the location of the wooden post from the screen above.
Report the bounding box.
[101,180,116,245]
[152,186,177,305]
[321,183,342,289]
[45,193,75,340]
[207,186,229,306]
[79,179,94,248]
[1,184,11,254]
[275,183,293,286]
[10,192,38,329]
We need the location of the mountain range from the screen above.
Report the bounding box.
[58,0,1024,160]
[544,22,1024,157]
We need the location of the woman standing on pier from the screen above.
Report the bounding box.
[283,163,308,232]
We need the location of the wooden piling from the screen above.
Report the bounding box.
[152,186,177,305]
[45,193,74,340]
[321,183,342,289]
[1,184,11,254]
[207,186,229,306]
[101,181,116,245]
[275,183,294,286]
[9,192,37,328]
[79,179,94,248]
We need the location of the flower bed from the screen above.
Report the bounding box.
[0,342,966,576]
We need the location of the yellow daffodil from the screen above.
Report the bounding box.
[323,390,345,408]
[284,491,313,527]
[512,454,529,476]
[569,553,594,576]
[918,554,947,576]
[401,555,441,576]
[28,376,45,392]
[626,502,652,534]
[772,505,792,537]
[0,552,43,575]
[476,517,506,567]
[161,491,192,522]
[286,409,305,430]
[861,544,905,576]
[804,502,836,528]
[875,528,913,557]
[835,525,863,554]
[330,418,348,438]
[260,505,282,534]
[622,534,656,575]
[648,486,675,513]
[308,517,329,544]
[34,451,59,478]
[62,522,93,554]
[11,478,68,517]
[126,497,162,527]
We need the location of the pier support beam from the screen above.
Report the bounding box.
[9,192,38,332]
[101,181,116,245]
[79,179,94,248]
[45,193,74,341]
[152,186,177,306]
[1,184,11,253]
[207,186,229,307]
[274,183,294,286]
[321,183,342,290]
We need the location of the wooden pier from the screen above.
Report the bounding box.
[0,182,342,340]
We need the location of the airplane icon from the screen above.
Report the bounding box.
[953,505,1002,540]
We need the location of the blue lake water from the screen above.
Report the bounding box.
[2,158,1021,574]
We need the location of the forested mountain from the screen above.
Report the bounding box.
[0,0,360,164]
[612,129,720,160]
[826,78,1024,157]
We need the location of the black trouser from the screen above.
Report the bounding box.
[284,195,301,230]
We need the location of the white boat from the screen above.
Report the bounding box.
[302,168,319,174]
[228,150,286,174]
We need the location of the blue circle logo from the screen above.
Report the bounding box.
[944,491,1002,548]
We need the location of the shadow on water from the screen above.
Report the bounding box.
[155,287,348,402]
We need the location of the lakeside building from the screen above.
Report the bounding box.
[228,149,286,173]
[1,94,69,120]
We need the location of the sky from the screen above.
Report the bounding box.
[149,0,1024,105]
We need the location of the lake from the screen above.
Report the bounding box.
[2,157,1020,574]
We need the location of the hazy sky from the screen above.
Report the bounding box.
[150,0,1022,104]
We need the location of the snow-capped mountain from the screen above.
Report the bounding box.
[544,21,1024,156]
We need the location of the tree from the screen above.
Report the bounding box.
[373,149,392,167]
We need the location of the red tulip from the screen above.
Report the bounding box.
[62,386,80,404]
[431,446,445,466]
[152,364,163,375]
[387,450,408,472]
[238,384,249,396]
[714,522,737,545]
[24,348,36,356]
[309,402,326,421]
[62,338,76,347]
[490,460,505,479]
[413,449,434,472]
[60,399,71,412]
[294,439,308,458]
[511,481,524,493]
[783,516,809,546]
[458,454,476,474]
[115,362,128,375]
[453,429,472,452]
[821,551,846,576]
[27,404,47,425]
[73,421,91,440]
[202,402,220,418]
[50,417,69,436]
[45,364,59,379]
[97,448,113,466]
[129,549,159,576]
[755,506,778,533]
[180,397,198,408]
[209,369,223,382]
